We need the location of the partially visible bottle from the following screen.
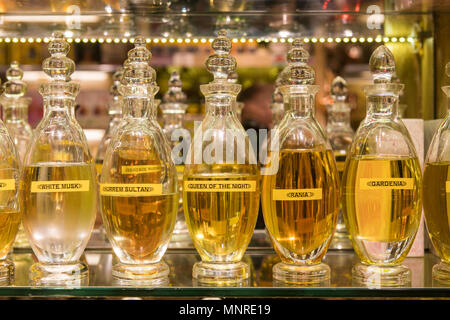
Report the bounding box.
[0,76,20,284]
[21,33,97,285]
[423,62,450,282]
[261,39,340,285]
[269,75,284,127]
[228,71,244,122]
[160,71,191,246]
[183,30,260,284]
[326,76,354,250]
[341,46,422,287]
[99,37,178,284]
[0,62,33,249]
[95,68,124,178]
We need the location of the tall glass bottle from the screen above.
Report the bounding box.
[326,76,354,250]
[261,39,340,284]
[0,61,32,249]
[20,32,97,284]
[160,71,191,246]
[95,67,124,177]
[341,46,422,286]
[423,62,450,282]
[183,30,260,284]
[99,37,178,283]
[0,77,20,283]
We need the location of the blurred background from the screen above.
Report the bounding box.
[0,0,447,156]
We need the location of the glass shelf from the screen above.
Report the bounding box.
[3,230,450,298]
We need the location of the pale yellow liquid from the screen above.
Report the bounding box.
[21,163,97,263]
[262,149,339,263]
[100,148,178,263]
[423,161,450,262]
[183,164,259,263]
[342,156,422,264]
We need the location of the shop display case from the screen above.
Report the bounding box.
[0,0,449,299]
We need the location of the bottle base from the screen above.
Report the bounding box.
[432,261,450,283]
[193,261,249,284]
[30,262,89,286]
[273,262,330,286]
[0,259,14,284]
[112,261,170,285]
[352,262,411,288]
[329,233,353,250]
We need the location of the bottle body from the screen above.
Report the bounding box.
[423,108,450,281]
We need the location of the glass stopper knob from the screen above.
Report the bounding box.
[42,32,75,81]
[163,71,186,103]
[3,61,27,98]
[279,38,315,86]
[287,38,309,63]
[369,45,396,84]
[122,36,156,86]
[206,29,237,81]
[330,76,348,102]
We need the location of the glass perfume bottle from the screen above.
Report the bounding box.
[99,37,178,283]
[261,39,340,284]
[20,32,97,284]
[0,80,21,284]
[270,76,284,127]
[0,61,32,249]
[160,71,191,246]
[423,62,450,282]
[341,46,422,286]
[326,76,354,250]
[183,30,260,284]
[95,67,124,178]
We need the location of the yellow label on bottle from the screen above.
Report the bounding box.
[100,183,163,196]
[272,188,322,200]
[31,180,90,193]
[0,179,15,191]
[176,165,185,173]
[184,181,257,192]
[336,161,345,172]
[359,178,414,190]
[121,165,161,174]
[446,181,450,192]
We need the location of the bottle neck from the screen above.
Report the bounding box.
[2,104,28,123]
[327,104,351,128]
[366,94,398,119]
[285,93,315,117]
[205,94,236,116]
[163,112,184,128]
[42,97,75,118]
[123,97,152,119]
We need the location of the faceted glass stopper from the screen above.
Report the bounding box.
[369,45,396,84]
[42,32,75,81]
[3,61,27,98]
[205,29,237,81]
[163,71,186,103]
[330,76,348,102]
[122,36,156,86]
[279,38,315,86]
[110,67,124,97]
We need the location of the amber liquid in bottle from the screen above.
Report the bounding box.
[101,148,178,262]
[342,155,421,264]
[262,149,339,262]
[423,161,450,262]
[184,164,259,262]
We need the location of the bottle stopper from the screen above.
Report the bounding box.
[163,71,186,104]
[42,32,75,82]
[279,39,315,86]
[330,76,348,103]
[369,45,396,84]
[205,29,237,81]
[3,61,27,99]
